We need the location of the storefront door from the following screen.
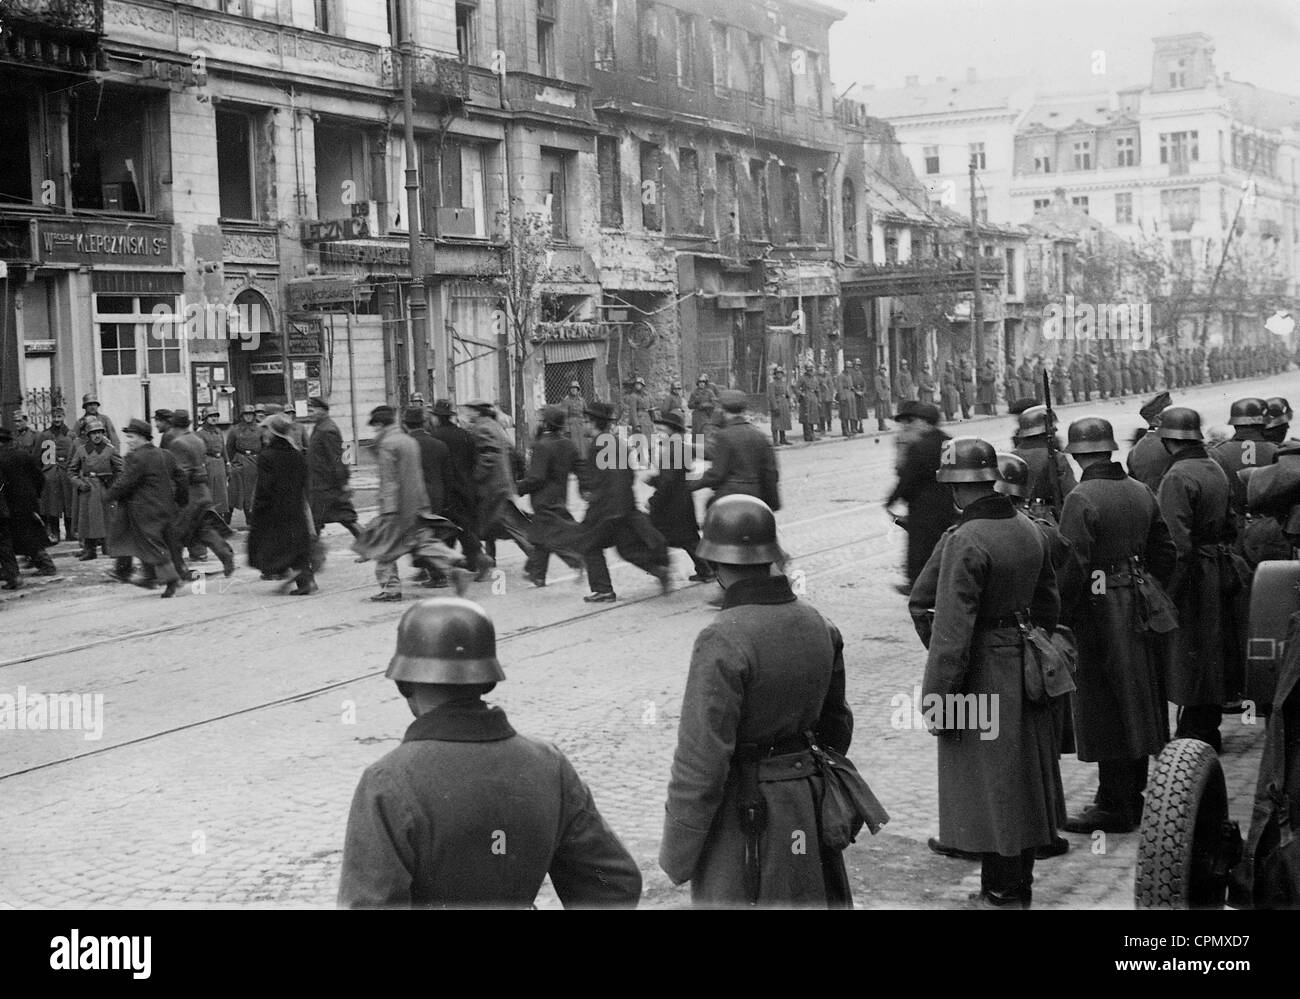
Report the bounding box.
[93,293,189,423]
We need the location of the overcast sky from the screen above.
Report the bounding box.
[827,0,1300,98]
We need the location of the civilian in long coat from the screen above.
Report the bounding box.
[306,399,359,536]
[885,404,957,587]
[68,422,123,559]
[0,430,57,582]
[465,402,532,563]
[766,369,793,445]
[428,403,485,573]
[1157,422,1249,751]
[353,408,432,599]
[402,408,449,516]
[908,484,1062,907]
[660,566,854,907]
[647,410,711,581]
[575,402,669,600]
[516,406,584,586]
[247,416,319,594]
[105,422,186,593]
[167,412,235,573]
[1059,447,1178,831]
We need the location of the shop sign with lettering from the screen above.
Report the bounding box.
[34,220,176,266]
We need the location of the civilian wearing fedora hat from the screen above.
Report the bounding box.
[308,397,361,541]
[572,401,670,602]
[247,413,320,596]
[516,406,586,586]
[427,400,487,575]
[105,421,188,596]
[464,402,534,571]
[648,411,713,582]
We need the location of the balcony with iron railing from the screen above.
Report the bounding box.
[2,0,104,72]
[590,67,839,149]
[841,256,1006,296]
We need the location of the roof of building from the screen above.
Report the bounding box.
[1220,78,1300,131]
[863,76,1030,120]
[1019,93,1123,131]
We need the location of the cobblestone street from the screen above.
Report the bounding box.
[1,374,1293,909]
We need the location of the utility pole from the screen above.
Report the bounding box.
[403,0,429,405]
[969,155,984,368]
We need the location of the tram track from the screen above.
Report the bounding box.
[0,509,894,782]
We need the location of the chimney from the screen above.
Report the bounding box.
[905,75,919,88]
[966,66,977,83]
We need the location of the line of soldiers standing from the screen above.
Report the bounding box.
[1006,342,1290,408]
[890,388,1298,907]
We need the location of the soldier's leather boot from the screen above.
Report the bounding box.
[78,541,98,561]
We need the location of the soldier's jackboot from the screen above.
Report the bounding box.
[78,539,98,561]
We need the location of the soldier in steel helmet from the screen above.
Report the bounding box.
[1262,397,1296,447]
[660,495,860,907]
[1209,399,1278,570]
[1155,407,1249,752]
[1011,404,1076,522]
[339,597,642,908]
[1056,418,1178,834]
[907,437,1062,908]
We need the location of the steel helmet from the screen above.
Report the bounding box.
[994,452,1029,498]
[1065,417,1118,454]
[1016,405,1052,438]
[1158,406,1203,441]
[81,392,99,406]
[696,495,783,565]
[1227,398,1267,426]
[1264,397,1293,429]
[386,597,506,684]
[936,437,1001,483]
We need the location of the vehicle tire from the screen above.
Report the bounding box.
[1135,738,1237,909]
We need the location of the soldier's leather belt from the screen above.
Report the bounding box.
[975,612,1024,630]
[735,735,810,762]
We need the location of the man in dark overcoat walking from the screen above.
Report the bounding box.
[1058,418,1177,834]
[0,426,58,586]
[908,437,1062,908]
[647,410,712,582]
[247,413,319,596]
[516,405,585,588]
[689,390,780,513]
[884,401,957,594]
[660,496,858,907]
[574,401,670,603]
[1156,407,1250,752]
[339,597,642,908]
[105,419,187,597]
[428,400,485,576]
[306,397,360,539]
[166,410,235,575]
[465,400,533,571]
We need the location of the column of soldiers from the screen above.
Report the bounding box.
[898,382,1299,907]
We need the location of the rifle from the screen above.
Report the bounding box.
[1042,370,1064,519]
